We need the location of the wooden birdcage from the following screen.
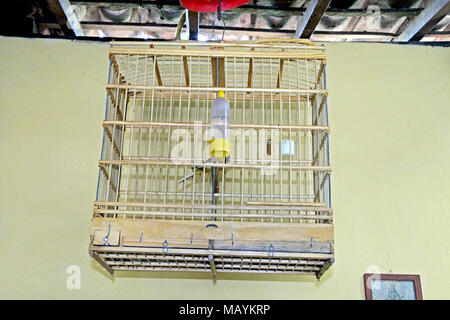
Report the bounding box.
[89,39,333,280]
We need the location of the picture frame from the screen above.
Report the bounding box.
[363,273,423,300]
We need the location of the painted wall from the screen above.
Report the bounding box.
[0,36,448,299]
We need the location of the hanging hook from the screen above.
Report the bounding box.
[162,240,169,253]
[268,244,275,257]
[103,222,112,246]
[220,19,226,42]
[216,0,226,41]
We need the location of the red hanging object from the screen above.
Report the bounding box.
[180,0,250,12]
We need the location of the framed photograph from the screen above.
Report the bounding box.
[363,273,423,300]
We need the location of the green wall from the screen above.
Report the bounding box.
[0,36,448,299]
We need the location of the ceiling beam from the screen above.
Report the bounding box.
[80,21,294,38]
[187,10,199,41]
[71,1,422,18]
[45,0,75,35]
[81,20,441,39]
[396,0,450,42]
[58,0,85,36]
[249,0,257,40]
[294,0,331,38]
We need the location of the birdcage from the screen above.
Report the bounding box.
[89,39,333,280]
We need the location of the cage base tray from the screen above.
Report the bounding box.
[89,218,334,280]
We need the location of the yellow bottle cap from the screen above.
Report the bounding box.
[217,90,225,98]
[210,138,231,159]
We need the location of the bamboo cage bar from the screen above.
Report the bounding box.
[89,40,333,280]
[99,160,330,170]
[108,47,327,60]
[106,84,328,94]
[103,120,330,131]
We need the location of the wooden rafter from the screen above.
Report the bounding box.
[44,0,75,35]
[294,0,332,39]
[187,10,199,41]
[396,0,450,42]
[57,0,85,36]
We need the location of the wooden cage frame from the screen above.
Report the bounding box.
[89,39,333,280]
